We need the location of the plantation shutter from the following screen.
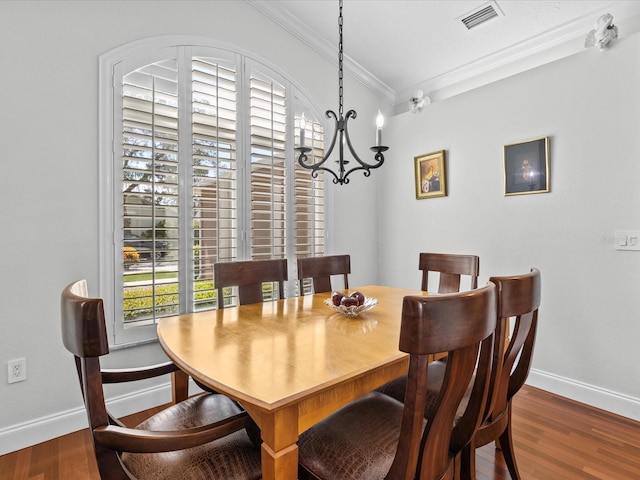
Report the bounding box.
[107,41,327,345]
[294,117,325,294]
[249,74,287,261]
[122,59,180,326]
[294,117,325,258]
[191,57,238,309]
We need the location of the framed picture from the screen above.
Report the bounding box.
[503,136,550,196]
[415,150,446,199]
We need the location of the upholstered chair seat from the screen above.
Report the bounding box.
[298,392,419,480]
[122,394,262,479]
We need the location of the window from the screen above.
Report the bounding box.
[101,40,325,346]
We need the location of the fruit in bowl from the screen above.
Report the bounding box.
[324,291,378,317]
[350,291,365,306]
[340,296,359,307]
[331,291,345,306]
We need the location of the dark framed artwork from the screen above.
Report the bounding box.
[415,150,446,199]
[503,136,550,196]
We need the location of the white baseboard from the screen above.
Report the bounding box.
[0,381,183,456]
[2,371,639,456]
[527,368,640,422]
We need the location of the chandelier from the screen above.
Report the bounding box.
[295,0,388,185]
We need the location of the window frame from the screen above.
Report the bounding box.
[99,35,330,347]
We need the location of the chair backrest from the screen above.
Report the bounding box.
[297,254,350,294]
[419,252,479,293]
[62,280,260,480]
[485,268,541,422]
[386,283,497,480]
[61,279,110,360]
[214,258,288,308]
[61,280,126,478]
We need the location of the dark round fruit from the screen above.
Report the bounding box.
[332,291,345,306]
[350,291,365,306]
[340,296,359,307]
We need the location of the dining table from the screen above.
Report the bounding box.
[157,284,427,480]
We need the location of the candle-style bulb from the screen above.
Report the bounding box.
[375,110,384,146]
[299,113,307,148]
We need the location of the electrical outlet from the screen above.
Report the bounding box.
[7,358,27,384]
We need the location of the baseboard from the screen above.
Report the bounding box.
[2,371,639,456]
[0,380,187,456]
[527,368,640,422]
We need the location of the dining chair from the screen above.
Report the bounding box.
[458,268,541,480]
[214,258,288,308]
[297,254,351,294]
[419,252,480,293]
[297,283,497,480]
[376,254,480,403]
[61,280,262,480]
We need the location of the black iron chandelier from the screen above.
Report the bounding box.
[295,0,388,185]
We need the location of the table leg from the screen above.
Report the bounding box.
[245,404,299,480]
[261,440,298,480]
[170,369,189,403]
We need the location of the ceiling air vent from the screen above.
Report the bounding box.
[459,1,503,30]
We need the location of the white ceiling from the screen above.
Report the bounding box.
[249,0,640,110]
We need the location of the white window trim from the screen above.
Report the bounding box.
[99,35,333,347]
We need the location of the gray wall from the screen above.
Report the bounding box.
[380,29,640,419]
[0,0,384,453]
[2,0,639,455]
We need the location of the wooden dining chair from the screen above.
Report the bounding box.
[61,280,262,480]
[214,258,288,308]
[458,268,541,480]
[419,252,480,293]
[297,254,350,294]
[297,283,497,480]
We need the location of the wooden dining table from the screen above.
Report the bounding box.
[157,284,426,480]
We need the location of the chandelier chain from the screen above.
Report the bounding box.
[294,0,387,185]
[338,0,343,118]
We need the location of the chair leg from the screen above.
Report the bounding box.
[452,451,463,480]
[498,403,521,480]
[458,441,476,480]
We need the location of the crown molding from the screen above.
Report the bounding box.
[248,0,640,113]
[395,2,640,113]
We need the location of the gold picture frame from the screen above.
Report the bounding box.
[503,136,550,196]
[414,150,446,199]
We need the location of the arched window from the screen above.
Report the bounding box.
[100,38,325,346]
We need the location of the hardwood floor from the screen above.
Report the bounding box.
[1,385,639,479]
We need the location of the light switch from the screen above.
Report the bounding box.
[615,231,640,251]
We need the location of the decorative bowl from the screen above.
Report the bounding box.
[324,296,378,317]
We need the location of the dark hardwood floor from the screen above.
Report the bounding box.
[1,385,639,479]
